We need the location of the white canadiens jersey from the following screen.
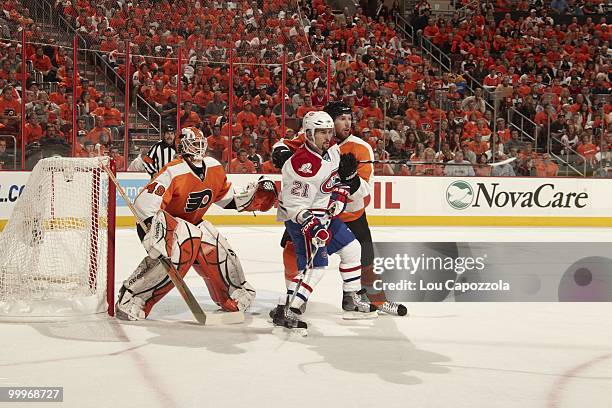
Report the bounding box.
[277,144,341,223]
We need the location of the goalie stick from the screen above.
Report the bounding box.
[359,157,517,167]
[99,159,244,326]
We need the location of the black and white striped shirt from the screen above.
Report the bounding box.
[143,141,176,177]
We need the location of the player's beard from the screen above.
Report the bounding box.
[321,141,330,155]
[334,125,351,142]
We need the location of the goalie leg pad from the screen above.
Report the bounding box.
[192,221,255,312]
[143,210,203,269]
[119,213,203,319]
[117,256,170,319]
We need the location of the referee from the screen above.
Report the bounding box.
[143,124,177,178]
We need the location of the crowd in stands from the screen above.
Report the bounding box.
[0,0,128,169]
[0,0,609,177]
[411,0,610,175]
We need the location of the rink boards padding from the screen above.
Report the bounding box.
[3,171,612,229]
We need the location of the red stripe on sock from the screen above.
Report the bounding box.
[291,279,313,293]
[339,265,361,273]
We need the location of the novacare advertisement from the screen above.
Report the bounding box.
[2,172,612,227]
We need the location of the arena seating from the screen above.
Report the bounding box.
[0,0,609,177]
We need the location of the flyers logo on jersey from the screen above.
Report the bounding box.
[320,170,339,194]
[185,189,213,213]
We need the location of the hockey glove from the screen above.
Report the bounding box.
[272,145,293,169]
[338,153,361,194]
[338,153,358,181]
[327,185,350,217]
[300,213,331,248]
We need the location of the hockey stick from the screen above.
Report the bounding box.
[359,157,517,167]
[100,160,244,326]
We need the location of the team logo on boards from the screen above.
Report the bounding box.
[446,181,473,210]
[445,181,589,210]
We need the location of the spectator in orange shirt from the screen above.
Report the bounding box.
[296,96,317,118]
[148,80,172,108]
[206,124,228,161]
[236,101,258,129]
[495,118,511,143]
[109,146,126,171]
[49,84,68,106]
[534,104,556,126]
[363,99,384,121]
[416,106,434,132]
[222,136,242,164]
[30,47,55,82]
[0,85,21,131]
[414,148,444,176]
[577,134,599,166]
[24,115,44,144]
[91,96,123,128]
[229,149,256,174]
[75,78,101,102]
[253,85,274,112]
[535,153,559,177]
[178,101,202,129]
[88,115,113,145]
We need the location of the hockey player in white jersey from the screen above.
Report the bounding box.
[272,111,378,331]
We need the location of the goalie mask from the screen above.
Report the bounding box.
[179,127,207,163]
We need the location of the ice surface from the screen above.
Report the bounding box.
[1,226,611,408]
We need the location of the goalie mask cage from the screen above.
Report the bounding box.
[0,157,116,320]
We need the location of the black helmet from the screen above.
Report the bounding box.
[323,101,352,121]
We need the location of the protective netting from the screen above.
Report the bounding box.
[0,157,111,319]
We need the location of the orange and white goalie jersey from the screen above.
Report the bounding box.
[134,156,233,225]
[278,132,374,222]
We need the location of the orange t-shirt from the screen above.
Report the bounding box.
[0,99,21,117]
[229,158,256,173]
[24,123,44,143]
[92,107,122,126]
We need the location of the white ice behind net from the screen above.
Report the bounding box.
[0,157,110,319]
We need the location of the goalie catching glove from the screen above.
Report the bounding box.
[234,176,278,212]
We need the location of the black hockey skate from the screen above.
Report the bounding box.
[342,288,378,320]
[272,305,308,330]
[376,301,408,316]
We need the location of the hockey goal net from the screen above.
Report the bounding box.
[0,157,116,320]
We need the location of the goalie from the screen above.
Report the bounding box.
[116,127,277,321]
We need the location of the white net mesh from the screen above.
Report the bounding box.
[0,157,111,319]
